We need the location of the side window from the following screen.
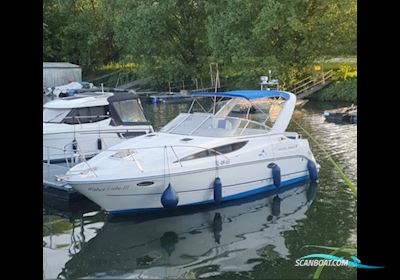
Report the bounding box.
[231,141,247,151]
[63,109,79,124]
[89,106,109,122]
[182,150,209,161]
[62,106,109,124]
[177,141,248,162]
[214,144,233,154]
[77,107,91,123]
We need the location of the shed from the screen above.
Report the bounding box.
[43,62,82,88]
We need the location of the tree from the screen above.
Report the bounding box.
[43,0,356,88]
[43,0,122,72]
[114,0,209,88]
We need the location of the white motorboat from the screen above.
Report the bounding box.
[63,90,319,213]
[43,91,154,163]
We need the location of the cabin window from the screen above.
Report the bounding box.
[118,131,147,138]
[176,141,248,162]
[112,99,147,123]
[63,106,109,124]
[43,108,71,123]
[89,106,109,122]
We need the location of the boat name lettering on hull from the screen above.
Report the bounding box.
[88,185,130,192]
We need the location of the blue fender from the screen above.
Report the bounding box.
[307,160,318,181]
[268,163,281,187]
[161,183,179,208]
[214,177,222,203]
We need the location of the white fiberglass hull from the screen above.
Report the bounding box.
[71,167,309,214]
[43,122,153,162]
[65,133,317,213]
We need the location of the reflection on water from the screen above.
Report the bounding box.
[45,182,316,279]
[43,101,357,279]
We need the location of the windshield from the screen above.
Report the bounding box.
[160,95,285,137]
[112,99,147,123]
[161,113,270,137]
[43,108,71,123]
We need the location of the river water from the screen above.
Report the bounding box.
[43,100,357,279]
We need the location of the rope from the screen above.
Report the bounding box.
[163,146,167,188]
[291,118,357,197]
[166,146,171,183]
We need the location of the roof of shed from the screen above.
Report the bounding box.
[43,62,81,69]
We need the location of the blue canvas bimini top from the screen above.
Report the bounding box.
[192,90,290,100]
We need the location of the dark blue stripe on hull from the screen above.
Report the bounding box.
[109,175,310,215]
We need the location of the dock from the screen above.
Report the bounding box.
[149,92,193,104]
[288,70,334,99]
[43,163,83,201]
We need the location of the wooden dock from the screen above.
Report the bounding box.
[288,70,334,99]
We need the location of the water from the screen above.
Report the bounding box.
[43,101,357,279]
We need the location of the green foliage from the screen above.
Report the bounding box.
[313,78,357,102]
[112,0,210,89]
[44,0,357,89]
[206,0,357,88]
[43,216,72,236]
[43,0,121,73]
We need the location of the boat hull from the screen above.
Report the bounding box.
[43,126,152,162]
[68,156,312,213]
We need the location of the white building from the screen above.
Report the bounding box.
[43,62,82,88]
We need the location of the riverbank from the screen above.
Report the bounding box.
[309,78,357,102]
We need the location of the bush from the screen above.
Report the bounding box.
[311,78,357,102]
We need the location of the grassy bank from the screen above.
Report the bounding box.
[84,56,357,94]
[308,57,357,102]
[310,78,357,102]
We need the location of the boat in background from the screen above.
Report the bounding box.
[323,104,357,124]
[43,81,96,99]
[347,108,357,124]
[63,90,319,213]
[43,91,154,163]
[149,90,193,104]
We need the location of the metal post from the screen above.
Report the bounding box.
[215,64,220,93]
[47,146,50,167]
[210,64,214,87]
[216,64,220,89]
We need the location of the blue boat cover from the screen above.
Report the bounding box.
[192,90,290,100]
